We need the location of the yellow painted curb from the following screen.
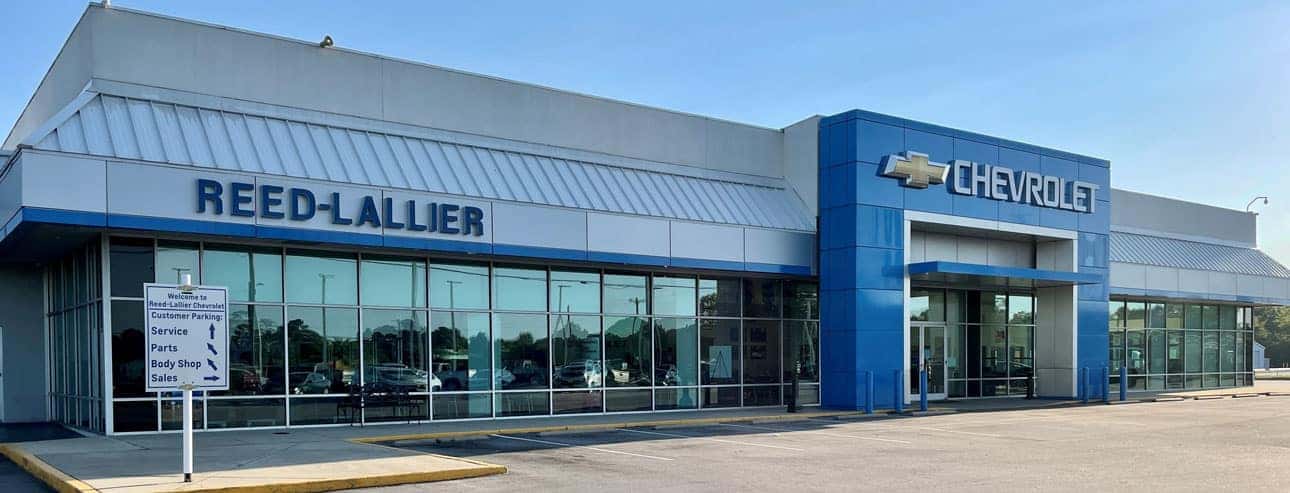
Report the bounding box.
[351,410,859,444]
[0,443,96,493]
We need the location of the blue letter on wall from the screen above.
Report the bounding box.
[260,185,284,219]
[230,182,254,217]
[197,179,223,214]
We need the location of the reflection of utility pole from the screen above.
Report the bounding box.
[318,273,335,382]
[171,267,191,284]
[446,280,462,357]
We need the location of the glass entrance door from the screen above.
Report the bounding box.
[909,325,948,401]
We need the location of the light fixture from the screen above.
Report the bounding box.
[1246,196,1269,214]
[319,35,334,48]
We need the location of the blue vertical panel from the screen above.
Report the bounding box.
[854,119,905,165]
[853,288,906,409]
[950,138,1000,221]
[1078,232,1109,269]
[1078,200,1111,233]
[1078,163,1111,202]
[853,205,903,250]
[851,247,904,290]
[1077,297,1111,398]
[996,147,1042,225]
[854,162,905,209]
[821,163,858,209]
[821,119,857,168]
[1078,266,1109,301]
[902,129,955,214]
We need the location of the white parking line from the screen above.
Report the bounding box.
[905,426,1003,438]
[490,434,674,461]
[718,423,911,444]
[619,427,806,451]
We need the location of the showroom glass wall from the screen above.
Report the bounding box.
[910,288,1036,398]
[1108,299,1254,391]
[45,239,106,432]
[106,236,819,433]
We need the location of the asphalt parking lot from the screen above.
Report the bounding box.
[363,396,1290,492]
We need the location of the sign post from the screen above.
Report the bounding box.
[145,275,228,483]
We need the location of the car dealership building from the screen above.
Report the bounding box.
[1,4,1287,434]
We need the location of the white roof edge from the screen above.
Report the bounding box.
[87,3,788,134]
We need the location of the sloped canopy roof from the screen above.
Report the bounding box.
[1110,232,1290,278]
[30,93,814,232]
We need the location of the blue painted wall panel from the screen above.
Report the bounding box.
[1079,232,1109,269]
[854,119,906,166]
[1078,200,1111,233]
[854,163,905,209]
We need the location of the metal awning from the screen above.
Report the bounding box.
[908,261,1102,289]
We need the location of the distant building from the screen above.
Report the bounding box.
[1253,342,1270,370]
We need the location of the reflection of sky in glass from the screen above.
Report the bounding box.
[285,253,357,305]
[429,263,489,310]
[360,258,426,308]
[653,276,696,316]
[603,274,647,315]
[550,270,600,313]
[492,267,547,311]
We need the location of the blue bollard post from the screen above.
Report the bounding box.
[919,368,928,412]
[864,370,874,415]
[1119,366,1128,401]
[1081,368,1090,404]
[1102,367,1110,403]
[894,369,904,414]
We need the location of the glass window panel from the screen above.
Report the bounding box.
[1185,331,1202,374]
[701,319,740,385]
[1008,325,1033,379]
[286,307,359,394]
[495,392,550,417]
[1185,305,1203,329]
[699,278,741,317]
[432,393,492,420]
[222,305,285,396]
[784,281,819,320]
[1109,329,1126,372]
[156,241,200,285]
[654,318,698,387]
[981,379,1009,397]
[784,321,820,383]
[554,390,602,414]
[1186,374,1202,389]
[1147,329,1166,374]
[360,256,426,308]
[362,309,429,392]
[742,279,781,318]
[604,389,652,412]
[743,386,781,406]
[947,290,965,324]
[1237,332,1248,373]
[161,399,204,431]
[655,387,698,410]
[1166,331,1184,374]
[205,399,287,429]
[1007,295,1033,325]
[910,289,944,322]
[979,293,1007,324]
[1203,373,1219,387]
[1203,331,1219,372]
[653,276,696,316]
[948,324,965,379]
[1219,305,1237,330]
[203,245,283,303]
[604,316,651,387]
[743,320,780,384]
[550,270,601,314]
[1126,330,1145,375]
[603,274,648,315]
[493,313,548,390]
[1125,302,1147,329]
[1221,331,1236,373]
[285,251,357,305]
[493,266,547,311]
[1147,303,1165,328]
[1147,376,1166,391]
[110,237,153,298]
[110,300,146,397]
[701,386,741,408]
[552,314,602,389]
[289,396,354,425]
[1202,306,1219,330]
[430,311,490,392]
[1165,304,1184,329]
[981,326,1008,378]
[113,401,157,432]
[429,262,490,310]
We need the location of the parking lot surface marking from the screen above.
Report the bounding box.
[618,427,806,451]
[718,423,911,444]
[490,434,674,461]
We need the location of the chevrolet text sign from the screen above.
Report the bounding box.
[881,152,1099,213]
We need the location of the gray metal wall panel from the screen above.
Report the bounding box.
[670,222,744,263]
[744,229,813,267]
[1178,269,1209,293]
[587,213,670,258]
[1111,189,1256,246]
[1143,266,1180,292]
[106,161,255,227]
[1109,262,1146,289]
[1110,231,1290,278]
[491,203,584,251]
[0,264,47,422]
[20,153,107,213]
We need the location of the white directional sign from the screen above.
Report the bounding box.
[144,283,229,392]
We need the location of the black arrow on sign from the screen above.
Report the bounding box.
[203,376,220,382]
[209,323,216,340]
[207,359,218,372]
[207,343,218,356]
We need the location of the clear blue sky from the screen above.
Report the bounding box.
[3,1,1288,260]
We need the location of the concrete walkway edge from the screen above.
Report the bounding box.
[0,442,95,493]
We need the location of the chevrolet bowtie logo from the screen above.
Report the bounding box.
[881,151,948,189]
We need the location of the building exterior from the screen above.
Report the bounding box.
[0,4,1286,434]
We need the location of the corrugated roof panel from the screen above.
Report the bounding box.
[28,93,814,232]
[1111,232,1290,278]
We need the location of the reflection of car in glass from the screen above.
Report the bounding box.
[436,367,512,390]
[508,360,546,387]
[363,364,441,392]
[655,365,679,386]
[229,364,265,393]
[291,371,331,394]
[555,360,602,387]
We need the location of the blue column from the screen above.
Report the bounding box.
[1119,366,1128,401]
[893,369,904,413]
[1102,367,1110,403]
[919,367,928,412]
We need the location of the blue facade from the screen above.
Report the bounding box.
[818,109,1112,410]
